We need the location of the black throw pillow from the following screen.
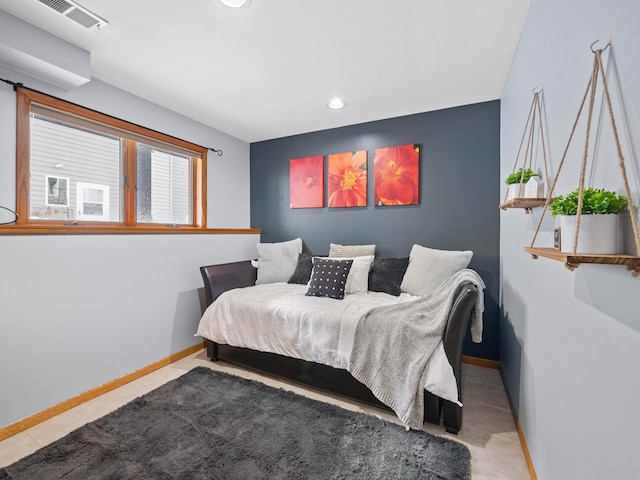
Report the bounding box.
[288,253,315,284]
[306,258,353,300]
[368,257,409,296]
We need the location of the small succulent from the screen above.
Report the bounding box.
[550,187,627,217]
[505,168,540,185]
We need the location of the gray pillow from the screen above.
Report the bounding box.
[287,253,315,284]
[255,238,303,285]
[328,243,376,257]
[401,245,473,296]
[368,257,409,296]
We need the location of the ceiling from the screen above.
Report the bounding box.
[0,0,531,143]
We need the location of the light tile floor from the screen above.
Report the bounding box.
[0,349,530,479]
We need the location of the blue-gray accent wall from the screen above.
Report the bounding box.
[250,101,500,360]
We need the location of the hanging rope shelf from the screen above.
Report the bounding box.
[500,88,553,213]
[500,196,550,213]
[525,42,640,277]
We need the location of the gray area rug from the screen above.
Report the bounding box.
[0,366,471,479]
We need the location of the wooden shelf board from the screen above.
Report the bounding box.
[499,198,550,212]
[524,247,640,276]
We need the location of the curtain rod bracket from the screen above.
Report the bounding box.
[209,148,223,156]
[0,77,23,91]
[1,77,17,88]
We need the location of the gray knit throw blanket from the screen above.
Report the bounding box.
[348,269,484,429]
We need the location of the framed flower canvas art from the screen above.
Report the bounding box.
[290,156,324,208]
[374,144,420,206]
[328,150,367,208]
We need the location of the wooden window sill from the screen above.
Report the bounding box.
[0,225,261,236]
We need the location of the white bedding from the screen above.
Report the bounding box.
[196,282,460,405]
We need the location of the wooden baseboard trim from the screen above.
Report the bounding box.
[463,356,536,478]
[0,342,205,442]
[499,370,538,480]
[515,417,538,480]
[462,355,499,369]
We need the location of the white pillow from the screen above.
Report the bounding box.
[401,245,473,296]
[342,255,374,294]
[255,238,303,285]
[329,243,376,258]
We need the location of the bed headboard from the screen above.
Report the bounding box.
[200,260,257,306]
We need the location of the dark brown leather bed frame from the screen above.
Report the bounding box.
[199,260,478,434]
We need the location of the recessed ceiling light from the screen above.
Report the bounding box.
[327,98,346,110]
[219,0,251,8]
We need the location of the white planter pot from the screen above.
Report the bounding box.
[506,183,525,201]
[558,214,619,254]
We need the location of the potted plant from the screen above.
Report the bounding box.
[550,187,626,254]
[505,168,540,200]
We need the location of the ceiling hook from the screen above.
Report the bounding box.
[532,86,542,94]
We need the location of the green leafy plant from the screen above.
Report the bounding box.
[505,168,540,185]
[550,187,627,217]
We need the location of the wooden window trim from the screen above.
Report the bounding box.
[0,225,261,236]
[124,139,137,226]
[14,88,208,231]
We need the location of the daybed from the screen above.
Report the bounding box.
[197,241,484,434]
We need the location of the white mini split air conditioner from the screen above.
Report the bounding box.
[0,9,94,90]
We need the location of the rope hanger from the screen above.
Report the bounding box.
[503,88,551,204]
[529,41,640,261]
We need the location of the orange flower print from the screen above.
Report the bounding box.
[328,150,367,207]
[290,156,324,208]
[374,144,419,206]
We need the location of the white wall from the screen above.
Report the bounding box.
[0,233,257,428]
[500,1,640,478]
[0,39,257,427]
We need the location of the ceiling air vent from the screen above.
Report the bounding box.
[36,0,108,29]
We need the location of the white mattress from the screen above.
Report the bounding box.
[196,282,460,405]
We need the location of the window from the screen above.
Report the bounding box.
[16,89,207,230]
[31,114,121,222]
[76,182,110,221]
[136,145,192,224]
[45,176,69,207]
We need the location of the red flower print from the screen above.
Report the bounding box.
[328,150,367,207]
[290,156,324,208]
[374,144,419,206]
